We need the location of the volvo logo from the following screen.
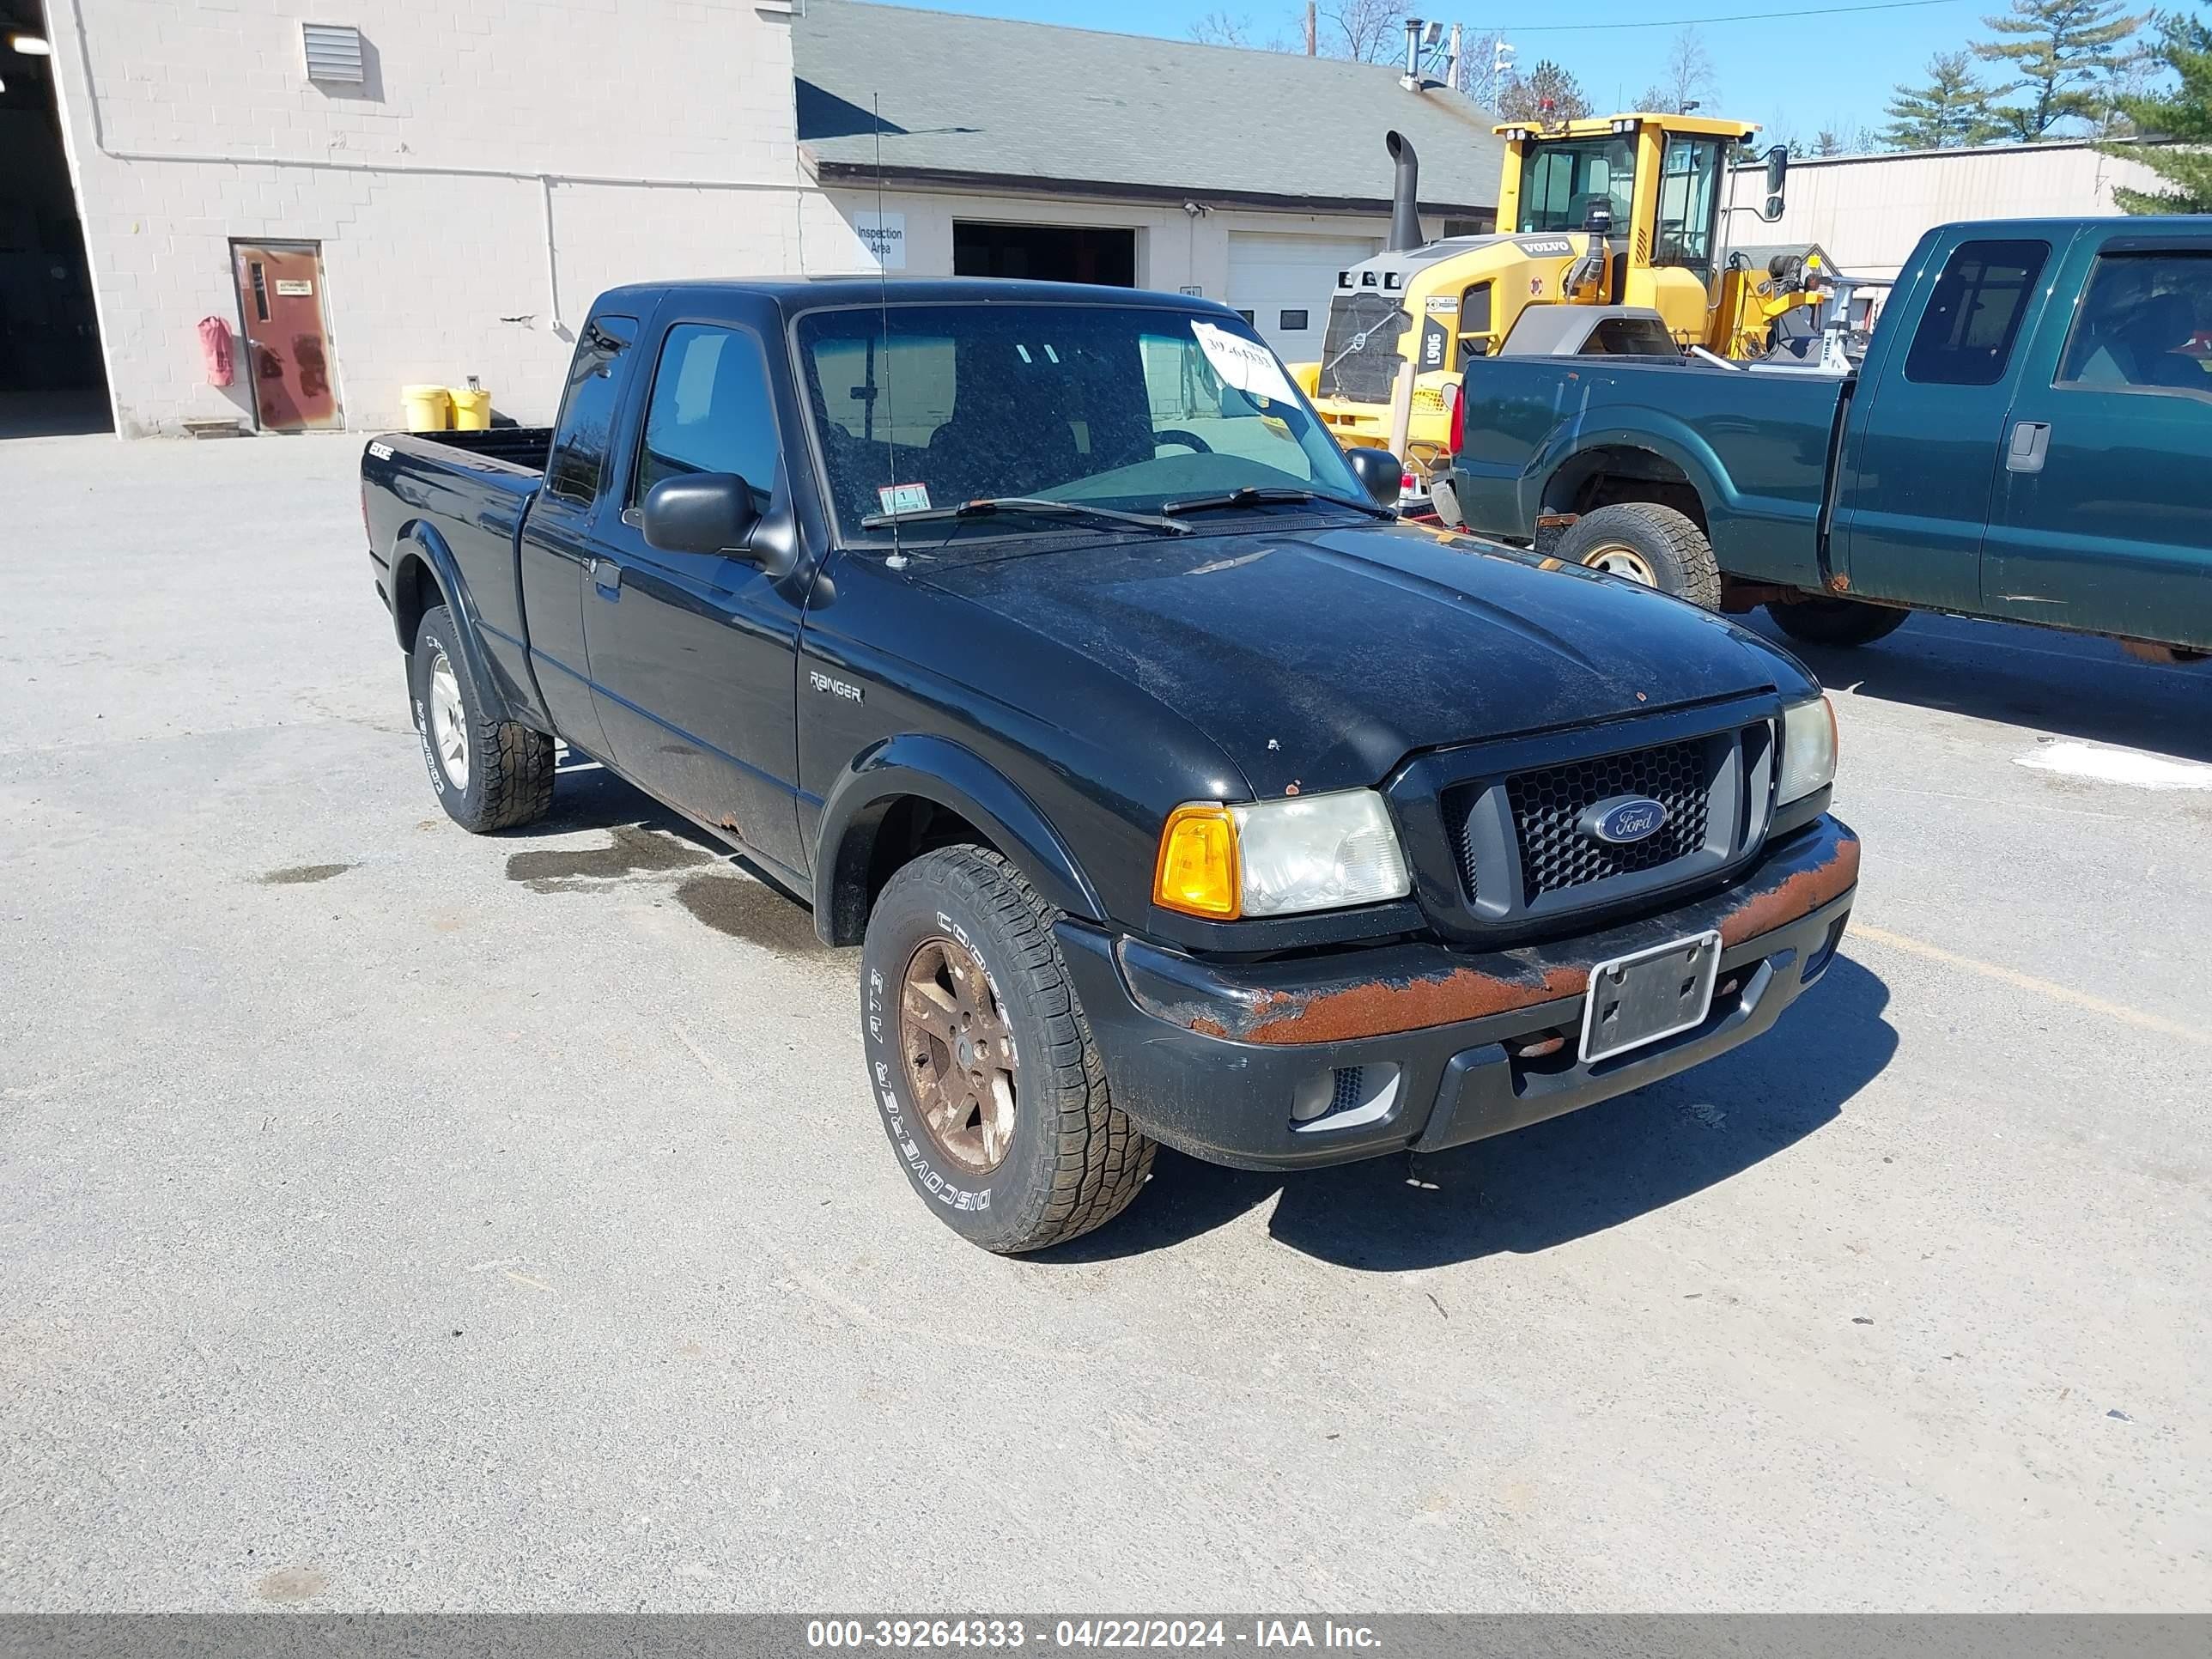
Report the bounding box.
[1580,794,1669,845]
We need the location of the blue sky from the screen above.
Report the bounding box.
[872,0,2002,149]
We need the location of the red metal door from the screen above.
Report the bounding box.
[232,242,342,431]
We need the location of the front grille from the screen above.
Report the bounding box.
[1505,738,1713,900]
[1421,707,1775,939]
[1316,294,1407,404]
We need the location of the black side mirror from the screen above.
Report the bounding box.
[1762,144,1789,222]
[641,472,759,556]
[1346,447,1403,508]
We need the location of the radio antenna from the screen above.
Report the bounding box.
[873,94,908,571]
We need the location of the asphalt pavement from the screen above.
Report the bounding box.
[2,432,2207,1611]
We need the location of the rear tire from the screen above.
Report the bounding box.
[1765,596,1911,647]
[410,605,555,833]
[860,846,1154,1254]
[1557,502,1723,611]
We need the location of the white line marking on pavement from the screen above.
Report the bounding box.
[1851,923,2206,1047]
[2015,741,2212,790]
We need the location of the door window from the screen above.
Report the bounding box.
[2057,250,2212,397]
[632,325,782,512]
[544,314,640,505]
[1653,138,1723,270]
[1903,239,2049,386]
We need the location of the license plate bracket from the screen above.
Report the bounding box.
[1578,931,1723,1065]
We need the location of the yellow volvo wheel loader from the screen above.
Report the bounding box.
[1291,114,1825,494]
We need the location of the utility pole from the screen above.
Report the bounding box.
[1304,0,1316,56]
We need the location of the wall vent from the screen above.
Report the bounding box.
[301,23,365,85]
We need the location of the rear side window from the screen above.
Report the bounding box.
[632,324,781,511]
[544,313,640,505]
[2057,250,2212,397]
[1904,240,2049,386]
[1584,314,1680,356]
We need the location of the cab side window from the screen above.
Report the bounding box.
[544,314,640,506]
[632,324,781,514]
[2057,251,2212,397]
[1903,240,2048,386]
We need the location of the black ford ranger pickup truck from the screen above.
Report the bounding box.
[362,277,1860,1254]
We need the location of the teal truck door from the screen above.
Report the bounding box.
[1833,236,2055,611]
[1981,230,2212,651]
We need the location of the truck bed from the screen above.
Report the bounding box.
[1453,358,1846,586]
[389,425,552,477]
[362,427,550,715]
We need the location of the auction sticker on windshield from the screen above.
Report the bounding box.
[877,482,932,515]
[1192,321,1296,405]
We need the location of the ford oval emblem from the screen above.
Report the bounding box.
[1580,794,1670,846]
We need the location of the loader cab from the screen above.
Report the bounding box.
[1494,113,1759,343]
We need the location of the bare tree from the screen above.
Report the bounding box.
[1317,0,1405,65]
[1188,9,1254,46]
[1452,28,1511,107]
[1638,27,1717,112]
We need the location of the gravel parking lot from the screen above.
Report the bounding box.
[3,432,2208,1612]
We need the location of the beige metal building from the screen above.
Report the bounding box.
[1726,138,2173,282]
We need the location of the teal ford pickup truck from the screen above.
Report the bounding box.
[1434,217,2211,658]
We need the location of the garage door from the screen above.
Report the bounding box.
[1228,231,1381,363]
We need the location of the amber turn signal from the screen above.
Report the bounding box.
[1153,804,1241,919]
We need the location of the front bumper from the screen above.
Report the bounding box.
[1056,815,1859,1171]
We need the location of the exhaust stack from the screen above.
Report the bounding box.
[1385,131,1425,252]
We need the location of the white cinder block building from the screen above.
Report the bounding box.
[12,0,866,437]
[3,0,1500,439]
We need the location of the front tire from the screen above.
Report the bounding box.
[1765,596,1911,647]
[410,605,555,832]
[1557,502,1723,611]
[860,847,1154,1253]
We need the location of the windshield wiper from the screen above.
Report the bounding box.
[1160,485,1394,520]
[861,495,1192,535]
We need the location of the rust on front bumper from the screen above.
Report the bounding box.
[1121,817,1859,1047]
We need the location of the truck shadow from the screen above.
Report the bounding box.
[1745,611,2212,763]
[1047,954,1895,1271]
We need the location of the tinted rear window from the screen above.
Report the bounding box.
[545,314,640,505]
[1904,240,2048,386]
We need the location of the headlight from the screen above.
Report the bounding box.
[1153,788,1412,920]
[1777,696,1837,805]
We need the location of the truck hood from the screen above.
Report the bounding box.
[914,520,1800,798]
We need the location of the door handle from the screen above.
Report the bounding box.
[590,557,622,595]
[2006,420,2051,475]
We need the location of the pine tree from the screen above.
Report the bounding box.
[1884,51,2008,146]
[2102,9,2212,210]
[1975,0,2148,138]
[1497,60,1595,122]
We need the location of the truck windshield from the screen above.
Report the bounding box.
[793,303,1370,538]
[1517,137,1636,234]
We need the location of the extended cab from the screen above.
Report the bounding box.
[362,278,1860,1253]
[1433,218,2212,657]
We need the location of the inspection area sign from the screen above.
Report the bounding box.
[854,211,905,270]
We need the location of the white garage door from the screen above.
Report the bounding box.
[1228,231,1381,362]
